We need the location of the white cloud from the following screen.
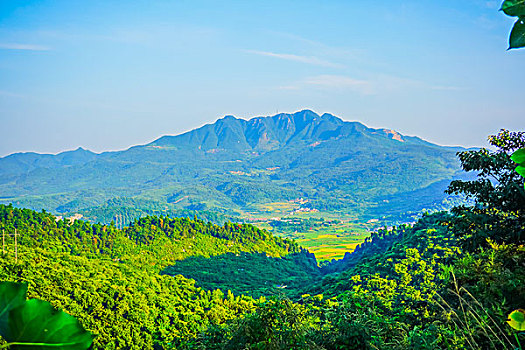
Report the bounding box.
[244,50,345,68]
[266,31,366,59]
[278,74,461,95]
[280,74,373,94]
[0,43,51,51]
[430,85,464,91]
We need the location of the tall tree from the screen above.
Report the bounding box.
[445,130,525,250]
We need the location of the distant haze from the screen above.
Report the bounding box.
[1,0,524,157]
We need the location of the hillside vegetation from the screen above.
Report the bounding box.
[0,205,300,349]
[185,130,525,349]
[1,130,523,350]
[162,251,321,299]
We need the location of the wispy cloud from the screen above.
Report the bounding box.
[244,49,345,68]
[304,75,371,89]
[0,43,51,51]
[278,74,462,95]
[430,85,464,91]
[0,90,25,98]
[266,31,366,59]
[280,74,373,94]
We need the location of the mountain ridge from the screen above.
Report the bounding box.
[149,109,435,153]
[1,110,453,161]
[0,110,466,224]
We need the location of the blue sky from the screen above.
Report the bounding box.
[0,0,523,156]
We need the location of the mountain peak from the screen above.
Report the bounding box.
[149,110,437,154]
[295,109,318,116]
[58,147,95,156]
[220,115,238,121]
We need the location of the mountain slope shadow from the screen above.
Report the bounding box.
[161,251,321,299]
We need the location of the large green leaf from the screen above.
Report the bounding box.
[516,165,525,177]
[4,299,93,350]
[509,18,525,49]
[0,282,28,336]
[501,0,525,17]
[510,148,525,165]
[507,309,525,331]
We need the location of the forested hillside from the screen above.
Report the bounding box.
[0,204,300,349]
[162,251,321,299]
[2,0,524,348]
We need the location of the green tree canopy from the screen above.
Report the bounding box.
[445,130,525,250]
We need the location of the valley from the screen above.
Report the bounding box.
[246,211,371,261]
[1,129,524,350]
[0,111,467,261]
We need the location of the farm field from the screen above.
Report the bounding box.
[287,222,370,261]
[247,204,372,261]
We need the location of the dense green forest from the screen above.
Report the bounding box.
[0,130,524,349]
[162,251,321,299]
[0,205,298,348]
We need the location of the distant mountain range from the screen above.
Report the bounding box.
[0,110,469,224]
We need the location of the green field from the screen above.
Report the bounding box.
[284,222,370,261]
[247,204,372,261]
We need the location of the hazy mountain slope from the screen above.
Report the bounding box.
[0,110,464,222]
[0,147,97,177]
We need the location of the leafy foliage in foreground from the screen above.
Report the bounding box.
[0,281,93,350]
[507,309,525,331]
[501,0,525,49]
[511,147,525,188]
[441,242,525,350]
[0,248,258,349]
[185,296,372,350]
